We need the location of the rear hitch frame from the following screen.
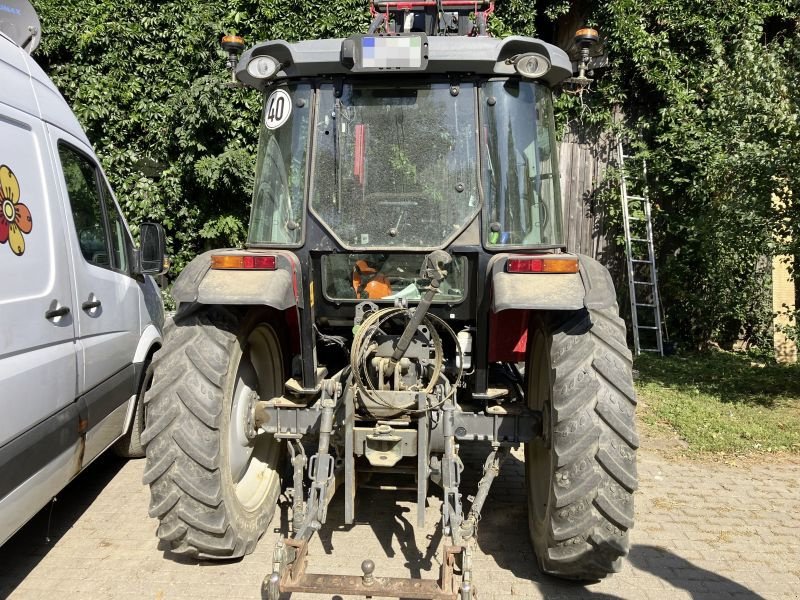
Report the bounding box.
[267,539,469,600]
[262,373,517,599]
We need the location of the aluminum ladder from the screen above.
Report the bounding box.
[617,140,664,355]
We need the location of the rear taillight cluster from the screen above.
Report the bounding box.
[210,254,277,270]
[506,256,579,274]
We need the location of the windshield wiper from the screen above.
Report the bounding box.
[388,210,404,238]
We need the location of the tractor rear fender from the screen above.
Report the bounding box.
[487,253,618,362]
[171,249,304,310]
[489,253,616,312]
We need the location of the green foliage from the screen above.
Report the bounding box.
[258,0,370,40]
[574,1,800,349]
[490,0,539,37]
[35,1,252,274]
[636,352,800,454]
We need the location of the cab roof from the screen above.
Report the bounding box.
[235,35,572,90]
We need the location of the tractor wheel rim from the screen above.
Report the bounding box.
[228,324,283,511]
[229,361,257,484]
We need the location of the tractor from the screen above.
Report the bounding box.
[141,2,638,598]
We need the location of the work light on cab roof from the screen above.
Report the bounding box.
[148,5,639,600]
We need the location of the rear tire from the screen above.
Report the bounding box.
[525,306,638,580]
[141,306,284,559]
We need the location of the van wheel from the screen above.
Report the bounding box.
[141,307,284,559]
[525,307,638,580]
[114,362,154,459]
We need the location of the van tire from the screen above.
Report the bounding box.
[525,306,638,580]
[114,362,153,459]
[141,307,284,559]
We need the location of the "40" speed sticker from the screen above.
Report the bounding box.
[265,89,292,130]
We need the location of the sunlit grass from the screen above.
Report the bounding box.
[634,351,800,454]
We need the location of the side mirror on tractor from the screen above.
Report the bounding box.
[137,222,169,275]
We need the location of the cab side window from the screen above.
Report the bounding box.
[59,144,130,274]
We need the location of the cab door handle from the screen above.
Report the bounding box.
[45,305,70,319]
[82,299,102,310]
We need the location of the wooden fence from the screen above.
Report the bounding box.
[558,127,616,263]
[557,126,641,336]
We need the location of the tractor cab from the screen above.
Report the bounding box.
[237,12,569,259]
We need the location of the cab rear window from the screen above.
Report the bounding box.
[323,254,466,303]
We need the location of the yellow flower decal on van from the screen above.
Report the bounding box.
[0,165,33,256]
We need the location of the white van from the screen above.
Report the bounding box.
[0,1,167,545]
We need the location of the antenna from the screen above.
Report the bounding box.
[0,0,41,54]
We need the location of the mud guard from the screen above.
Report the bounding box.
[171,249,303,310]
[576,254,618,310]
[489,253,617,312]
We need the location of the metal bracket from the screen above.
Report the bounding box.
[344,384,357,524]
[261,379,512,600]
[267,541,467,600]
[459,545,475,600]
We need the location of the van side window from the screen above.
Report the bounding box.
[58,144,129,274]
[103,187,130,273]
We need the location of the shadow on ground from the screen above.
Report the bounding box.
[628,544,765,599]
[472,449,765,598]
[0,453,127,597]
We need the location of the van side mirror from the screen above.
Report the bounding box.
[137,223,168,275]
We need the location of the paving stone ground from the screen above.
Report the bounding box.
[1,440,798,600]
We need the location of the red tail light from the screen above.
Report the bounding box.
[506,256,579,274]
[211,254,277,270]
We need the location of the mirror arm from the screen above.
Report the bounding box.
[132,248,145,277]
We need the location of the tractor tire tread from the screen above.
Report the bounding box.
[142,307,276,560]
[531,305,637,581]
